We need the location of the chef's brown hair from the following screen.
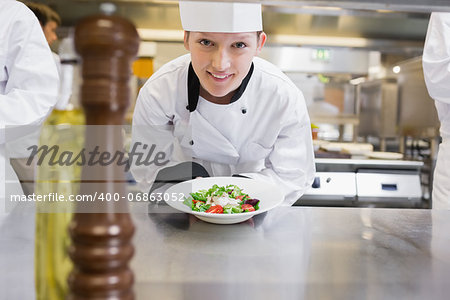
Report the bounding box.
[24,2,61,27]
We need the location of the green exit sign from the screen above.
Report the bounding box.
[312,49,331,62]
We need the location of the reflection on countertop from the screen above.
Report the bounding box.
[131,207,450,300]
[1,206,449,299]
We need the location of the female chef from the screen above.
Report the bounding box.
[423,12,450,209]
[131,1,315,206]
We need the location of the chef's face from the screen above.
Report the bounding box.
[42,20,58,46]
[184,31,266,103]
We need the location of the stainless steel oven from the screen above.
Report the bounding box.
[295,158,424,208]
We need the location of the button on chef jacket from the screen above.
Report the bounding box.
[423,12,450,209]
[131,54,315,205]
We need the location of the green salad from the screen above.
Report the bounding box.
[183,184,260,214]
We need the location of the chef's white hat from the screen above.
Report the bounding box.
[179,1,262,33]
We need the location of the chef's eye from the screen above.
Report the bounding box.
[234,42,247,49]
[200,39,213,46]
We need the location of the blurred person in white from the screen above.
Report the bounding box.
[8,2,68,197]
[131,1,315,206]
[1,0,59,215]
[423,13,450,209]
[0,0,59,298]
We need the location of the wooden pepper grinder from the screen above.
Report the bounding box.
[67,3,139,299]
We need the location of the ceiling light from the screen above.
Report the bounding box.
[393,66,401,73]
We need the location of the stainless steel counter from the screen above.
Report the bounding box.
[1,207,449,299]
[132,207,450,300]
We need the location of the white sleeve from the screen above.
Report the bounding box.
[0,5,59,144]
[423,12,450,104]
[240,90,316,206]
[130,83,186,193]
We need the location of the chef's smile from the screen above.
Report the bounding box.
[208,72,233,81]
[208,71,233,81]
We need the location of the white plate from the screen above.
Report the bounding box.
[366,151,404,160]
[320,142,374,155]
[164,177,284,224]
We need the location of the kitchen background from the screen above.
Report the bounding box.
[27,0,450,208]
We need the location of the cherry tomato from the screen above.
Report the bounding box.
[205,205,224,214]
[241,204,255,212]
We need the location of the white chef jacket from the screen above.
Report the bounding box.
[1,0,59,214]
[132,54,315,205]
[423,13,450,209]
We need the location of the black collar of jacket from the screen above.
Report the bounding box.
[187,62,254,112]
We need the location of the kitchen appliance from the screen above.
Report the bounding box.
[356,58,440,153]
[299,172,357,206]
[295,158,424,207]
[357,78,399,143]
[395,57,439,139]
